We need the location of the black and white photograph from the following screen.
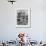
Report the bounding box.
[16,8,31,28]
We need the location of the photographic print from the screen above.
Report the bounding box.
[16,8,31,28]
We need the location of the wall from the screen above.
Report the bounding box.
[0,0,46,41]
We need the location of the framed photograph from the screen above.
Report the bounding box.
[16,8,31,28]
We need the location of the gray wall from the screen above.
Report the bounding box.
[0,0,46,41]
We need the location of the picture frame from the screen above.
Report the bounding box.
[16,8,31,28]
